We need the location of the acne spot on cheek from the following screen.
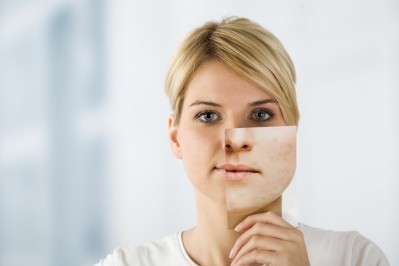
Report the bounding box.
[267,141,291,162]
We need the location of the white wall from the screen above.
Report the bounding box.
[106,0,398,264]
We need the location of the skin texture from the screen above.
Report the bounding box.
[225,126,296,229]
[168,60,309,266]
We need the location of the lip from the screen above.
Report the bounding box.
[216,164,259,181]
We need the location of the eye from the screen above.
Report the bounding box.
[249,109,274,121]
[195,111,222,123]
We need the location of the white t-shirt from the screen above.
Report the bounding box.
[94,224,389,266]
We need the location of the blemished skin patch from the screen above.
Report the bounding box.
[224,126,296,229]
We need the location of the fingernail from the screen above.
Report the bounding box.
[234,223,242,232]
[229,247,236,258]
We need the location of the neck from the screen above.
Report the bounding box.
[182,190,282,266]
[183,190,237,266]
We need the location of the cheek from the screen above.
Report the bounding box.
[180,128,220,157]
[269,135,294,160]
[277,140,296,176]
[254,139,296,186]
[179,127,226,203]
[179,127,222,177]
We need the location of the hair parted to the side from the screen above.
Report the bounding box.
[164,16,299,126]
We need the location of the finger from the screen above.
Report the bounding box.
[232,231,309,266]
[234,211,294,233]
[231,222,306,260]
[232,249,276,266]
[232,234,283,263]
[230,222,294,259]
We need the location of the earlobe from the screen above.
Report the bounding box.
[168,115,182,159]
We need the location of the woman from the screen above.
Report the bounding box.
[96,17,389,266]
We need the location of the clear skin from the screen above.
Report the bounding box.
[225,126,297,229]
[168,60,309,266]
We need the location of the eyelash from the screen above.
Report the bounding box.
[194,108,275,124]
[194,110,222,123]
[248,108,275,121]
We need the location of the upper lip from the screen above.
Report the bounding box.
[216,164,259,173]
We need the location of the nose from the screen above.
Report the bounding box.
[225,128,253,152]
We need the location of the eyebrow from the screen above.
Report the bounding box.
[248,99,278,106]
[189,101,222,107]
[189,99,277,108]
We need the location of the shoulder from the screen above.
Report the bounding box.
[298,223,390,266]
[93,232,193,266]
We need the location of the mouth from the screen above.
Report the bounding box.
[216,164,259,181]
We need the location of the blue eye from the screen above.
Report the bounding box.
[250,109,274,121]
[195,111,221,123]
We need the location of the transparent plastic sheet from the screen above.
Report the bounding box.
[225,126,298,229]
[282,174,298,227]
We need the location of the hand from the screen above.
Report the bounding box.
[229,212,310,266]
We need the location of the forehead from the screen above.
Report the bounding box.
[184,61,273,104]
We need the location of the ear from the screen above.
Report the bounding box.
[168,115,182,159]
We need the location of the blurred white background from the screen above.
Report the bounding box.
[0,0,397,265]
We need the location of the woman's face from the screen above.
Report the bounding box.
[225,126,296,217]
[168,60,289,205]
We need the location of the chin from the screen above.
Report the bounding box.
[226,200,268,216]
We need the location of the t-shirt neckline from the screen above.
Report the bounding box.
[177,231,199,266]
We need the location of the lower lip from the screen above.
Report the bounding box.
[222,170,256,181]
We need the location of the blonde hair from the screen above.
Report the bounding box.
[165,17,299,125]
